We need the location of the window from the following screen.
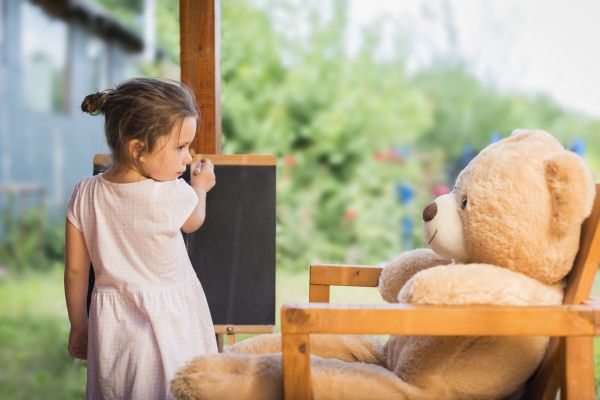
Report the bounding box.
[21,1,68,113]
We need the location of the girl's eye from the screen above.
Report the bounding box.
[461,196,468,210]
[177,147,189,157]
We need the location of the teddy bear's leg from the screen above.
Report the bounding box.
[224,333,282,354]
[226,333,385,365]
[171,353,282,400]
[310,355,424,400]
[171,352,423,400]
[386,334,548,400]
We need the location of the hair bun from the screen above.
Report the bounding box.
[81,90,112,115]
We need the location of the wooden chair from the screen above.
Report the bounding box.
[281,184,600,400]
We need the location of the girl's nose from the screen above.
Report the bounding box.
[184,151,193,164]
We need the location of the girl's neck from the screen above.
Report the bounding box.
[103,166,148,184]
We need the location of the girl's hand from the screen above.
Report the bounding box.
[191,159,216,193]
[68,324,88,360]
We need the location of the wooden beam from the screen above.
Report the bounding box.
[213,325,275,334]
[191,154,276,166]
[281,303,599,336]
[310,264,382,287]
[180,0,221,154]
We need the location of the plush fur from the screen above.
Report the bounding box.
[171,130,595,400]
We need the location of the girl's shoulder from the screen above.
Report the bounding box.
[172,178,196,198]
[74,175,193,201]
[152,179,196,206]
[70,174,100,194]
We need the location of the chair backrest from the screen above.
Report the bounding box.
[524,183,600,399]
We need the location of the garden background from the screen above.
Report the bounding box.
[1,0,600,398]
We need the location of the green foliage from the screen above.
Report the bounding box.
[0,199,65,273]
[219,0,441,268]
[412,66,600,170]
[154,0,181,65]
[0,315,86,399]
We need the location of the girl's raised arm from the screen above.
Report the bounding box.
[64,219,91,359]
[182,159,216,233]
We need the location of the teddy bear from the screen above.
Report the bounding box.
[171,129,595,400]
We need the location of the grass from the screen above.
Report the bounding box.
[0,265,86,399]
[1,264,599,398]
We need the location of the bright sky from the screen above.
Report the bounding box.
[349,0,600,119]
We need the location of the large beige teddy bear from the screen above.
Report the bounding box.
[172,130,595,400]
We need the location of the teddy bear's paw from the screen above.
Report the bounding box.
[170,353,282,400]
[378,248,451,303]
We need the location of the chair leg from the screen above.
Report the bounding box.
[283,333,312,400]
[560,336,595,400]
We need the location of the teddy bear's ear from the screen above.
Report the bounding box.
[544,150,595,236]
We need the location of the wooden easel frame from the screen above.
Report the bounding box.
[179,1,275,348]
[214,325,275,351]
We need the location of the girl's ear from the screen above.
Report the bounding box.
[128,139,145,161]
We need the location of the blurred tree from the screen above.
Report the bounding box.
[90,0,143,30]
[412,64,600,183]
[218,0,438,267]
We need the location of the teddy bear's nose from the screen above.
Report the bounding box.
[422,202,437,222]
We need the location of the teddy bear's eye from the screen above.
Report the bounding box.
[461,196,468,210]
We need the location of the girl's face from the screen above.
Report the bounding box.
[142,116,197,181]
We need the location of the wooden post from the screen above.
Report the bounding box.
[560,336,595,400]
[309,284,330,303]
[180,0,221,154]
[180,0,222,351]
[282,333,312,400]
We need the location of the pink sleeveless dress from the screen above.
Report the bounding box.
[67,174,217,400]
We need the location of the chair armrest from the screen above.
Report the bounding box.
[281,303,600,400]
[309,264,383,302]
[282,303,600,336]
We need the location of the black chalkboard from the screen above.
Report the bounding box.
[88,154,276,327]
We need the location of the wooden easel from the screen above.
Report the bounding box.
[180,1,274,349]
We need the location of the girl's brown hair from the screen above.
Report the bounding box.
[81,77,198,170]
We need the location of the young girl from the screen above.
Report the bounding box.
[64,77,218,399]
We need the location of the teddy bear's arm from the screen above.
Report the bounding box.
[399,263,564,306]
[378,248,451,303]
